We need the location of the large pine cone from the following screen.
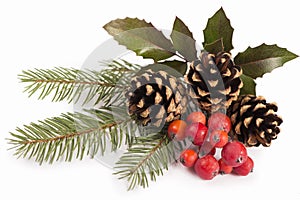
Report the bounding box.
[185,52,243,112]
[126,69,187,128]
[227,95,283,147]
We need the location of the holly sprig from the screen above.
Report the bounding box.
[8,7,298,190]
[104,7,298,95]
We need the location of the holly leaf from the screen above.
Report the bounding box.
[203,7,234,52]
[203,38,224,54]
[239,74,256,95]
[158,60,187,76]
[235,44,298,79]
[103,18,175,61]
[170,17,197,61]
[135,61,187,77]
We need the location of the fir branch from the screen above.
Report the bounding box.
[19,60,140,105]
[114,133,175,190]
[8,106,136,164]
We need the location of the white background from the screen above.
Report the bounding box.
[1,0,300,199]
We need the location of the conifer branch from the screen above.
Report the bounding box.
[8,106,136,164]
[114,133,177,190]
[19,60,140,106]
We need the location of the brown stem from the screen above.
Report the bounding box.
[34,79,117,87]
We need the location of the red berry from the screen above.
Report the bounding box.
[208,112,231,133]
[185,122,208,146]
[194,155,219,180]
[186,111,206,125]
[168,120,187,140]
[179,149,198,168]
[218,158,233,175]
[221,141,248,167]
[233,156,254,176]
[210,130,229,148]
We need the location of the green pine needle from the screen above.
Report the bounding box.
[19,60,140,106]
[8,106,136,165]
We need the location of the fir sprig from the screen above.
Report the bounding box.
[114,133,172,190]
[114,132,188,190]
[19,60,140,105]
[8,106,136,164]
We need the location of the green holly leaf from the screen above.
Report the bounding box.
[203,7,234,53]
[158,60,187,76]
[235,44,298,79]
[203,38,224,54]
[239,74,256,95]
[135,61,187,77]
[103,18,175,61]
[170,17,197,61]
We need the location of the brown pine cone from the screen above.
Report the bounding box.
[126,69,187,128]
[185,51,243,113]
[227,94,283,147]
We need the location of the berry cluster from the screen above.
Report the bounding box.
[167,112,254,180]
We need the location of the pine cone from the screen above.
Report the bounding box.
[185,52,243,112]
[227,95,283,147]
[126,69,187,128]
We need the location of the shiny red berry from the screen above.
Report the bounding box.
[221,141,248,167]
[208,112,231,133]
[186,111,206,125]
[179,149,198,168]
[185,122,208,146]
[210,130,229,148]
[194,155,219,180]
[168,120,187,140]
[218,158,233,175]
[233,156,254,176]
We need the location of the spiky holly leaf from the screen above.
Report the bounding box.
[103,18,175,61]
[170,17,197,61]
[239,74,256,95]
[203,38,224,54]
[203,7,234,52]
[235,44,298,79]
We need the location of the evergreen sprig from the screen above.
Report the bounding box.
[19,60,140,105]
[114,133,172,190]
[8,106,136,164]
[114,132,188,190]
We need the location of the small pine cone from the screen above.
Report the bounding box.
[126,70,187,128]
[227,95,283,147]
[185,51,243,112]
